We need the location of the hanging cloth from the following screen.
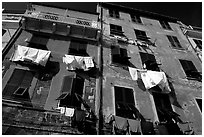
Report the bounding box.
[114,116,129,131]
[128,67,138,80]
[140,71,171,93]
[84,57,94,70]
[127,119,142,134]
[65,108,75,117]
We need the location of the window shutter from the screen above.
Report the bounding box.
[172,36,182,48]
[167,35,176,48]
[61,75,74,93]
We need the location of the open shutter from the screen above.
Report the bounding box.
[61,75,74,93]
[167,35,176,48]
[172,36,182,48]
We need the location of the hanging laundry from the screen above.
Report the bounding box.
[84,57,94,70]
[114,116,129,131]
[11,45,51,66]
[63,54,94,71]
[127,119,142,134]
[24,47,38,62]
[35,50,51,66]
[140,71,171,92]
[65,108,75,117]
[128,67,138,80]
[12,45,29,61]
[74,109,86,122]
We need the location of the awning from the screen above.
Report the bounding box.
[11,45,51,66]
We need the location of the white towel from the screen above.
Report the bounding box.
[74,56,85,69]
[128,67,138,80]
[65,108,75,117]
[35,50,51,66]
[12,45,29,61]
[141,71,171,92]
[63,55,76,70]
[24,47,39,61]
[84,57,94,70]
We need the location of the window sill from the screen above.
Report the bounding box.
[186,77,202,82]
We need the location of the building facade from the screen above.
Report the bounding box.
[2,3,100,134]
[97,3,202,135]
[2,2,202,135]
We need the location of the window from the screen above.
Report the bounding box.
[2,29,7,36]
[68,40,88,56]
[195,98,202,112]
[179,59,201,81]
[115,86,140,119]
[160,20,172,30]
[110,24,124,36]
[167,35,183,49]
[111,46,130,66]
[57,75,84,108]
[134,29,149,41]
[109,9,120,18]
[139,52,160,71]
[131,14,142,24]
[3,69,35,98]
[152,92,173,122]
[193,39,202,50]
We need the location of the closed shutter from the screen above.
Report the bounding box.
[61,75,74,93]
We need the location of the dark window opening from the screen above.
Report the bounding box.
[152,92,173,123]
[27,34,49,50]
[111,46,130,66]
[195,98,202,112]
[68,40,88,56]
[3,69,35,99]
[109,9,120,18]
[110,24,124,37]
[134,29,149,41]
[179,59,201,81]
[57,75,84,108]
[115,86,140,119]
[193,39,202,50]
[2,29,7,36]
[160,20,172,30]
[139,52,160,71]
[167,35,183,49]
[131,14,142,24]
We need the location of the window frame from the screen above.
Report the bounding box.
[167,35,183,49]
[130,14,142,24]
[114,86,139,119]
[109,24,124,37]
[111,45,130,66]
[109,9,120,19]
[159,20,172,30]
[134,29,149,41]
[139,52,160,71]
[179,59,201,81]
[193,39,202,50]
[195,98,202,113]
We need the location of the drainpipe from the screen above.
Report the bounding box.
[95,2,103,135]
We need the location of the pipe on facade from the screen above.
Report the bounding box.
[95,2,103,135]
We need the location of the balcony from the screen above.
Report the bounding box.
[21,10,100,41]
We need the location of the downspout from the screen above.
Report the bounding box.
[95,2,103,135]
